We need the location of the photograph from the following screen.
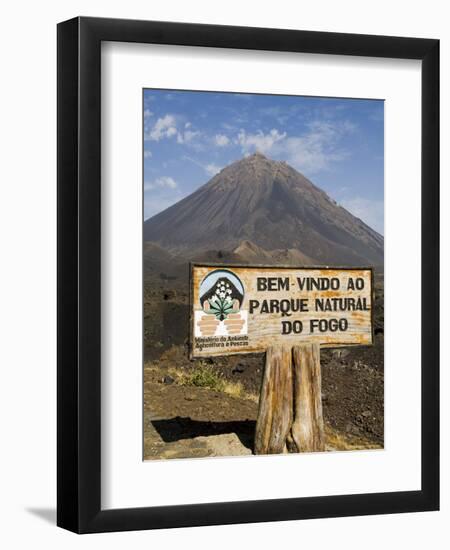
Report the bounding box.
[143,90,385,460]
[0,0,442,541]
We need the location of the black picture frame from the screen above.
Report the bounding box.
[57,16,439,533]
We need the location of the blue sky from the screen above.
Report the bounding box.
[143,90,384,234]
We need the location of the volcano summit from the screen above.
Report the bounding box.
[144,153,383,266]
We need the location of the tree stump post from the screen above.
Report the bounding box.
[254,343,325,454]
[290,343,325,452]
[254,346,293,454]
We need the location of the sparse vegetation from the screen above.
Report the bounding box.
[144,358,382,460]
[163,363,258,402]
[324,424,382,451]
[187,364,224,389]
[143,153,384,460]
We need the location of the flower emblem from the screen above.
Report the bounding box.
[199,272,244,321]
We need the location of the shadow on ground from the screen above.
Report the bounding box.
[151,417,255,450]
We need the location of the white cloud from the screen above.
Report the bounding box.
[340,197,384,235]
[276,136,346,173]
[236,128,287,154]
[144,150,152,159]
[257,105,301,125]
[214,134,230,147]
[221,122,237,132]
[145,115,201,147]
[234,121,355,174]
[145,176,177,191]
[183,155,222,177]
[144,175,184,219]
[205,163,221,176]
[177,129,200,144]
[146,114,178,141]
[144,109,153,118]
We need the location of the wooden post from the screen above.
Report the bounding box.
[254,346,293,454]
[290,343,325,452]
[254,343,325,454]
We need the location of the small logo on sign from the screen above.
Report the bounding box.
[195,269,248,337]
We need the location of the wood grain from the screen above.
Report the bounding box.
[290,344,325,452]
[191,265,373,358]
[254,344,325,455]
[254,346,293,454]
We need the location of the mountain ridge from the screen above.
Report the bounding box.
[144,153,383,266]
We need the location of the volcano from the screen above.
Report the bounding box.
[144,153,383,266]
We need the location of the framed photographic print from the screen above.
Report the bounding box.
[57,17,439,533]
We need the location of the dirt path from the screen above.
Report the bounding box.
[144,382,256,459]
[144,369,382,460]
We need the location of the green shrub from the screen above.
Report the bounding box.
[186,365,225,391]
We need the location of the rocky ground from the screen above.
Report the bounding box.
[143,266,384,460]
[144,381,255,459]
[144,334,384,460]
[144,369,383,460]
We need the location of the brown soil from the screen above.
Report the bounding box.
[143,264,384,459]
[144,380,256,459]
[144,349,383,460]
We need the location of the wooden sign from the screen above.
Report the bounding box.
[190,264,373,358]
